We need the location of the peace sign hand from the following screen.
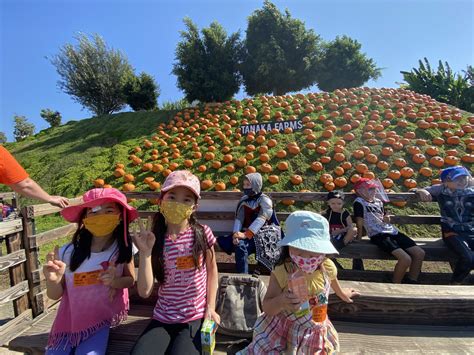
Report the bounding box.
[43,246,66,284]
[131,216,156,254]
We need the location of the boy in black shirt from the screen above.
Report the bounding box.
[322,191,357,250]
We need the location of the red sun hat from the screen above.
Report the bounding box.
[354,178,378,190]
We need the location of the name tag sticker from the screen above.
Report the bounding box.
[73,270,101,287]
[176,255,195,270]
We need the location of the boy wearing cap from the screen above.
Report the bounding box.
[415,166,474,284]
[322,191,357,250]
[353,178,425,284]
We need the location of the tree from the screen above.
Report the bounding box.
[50,33,133,116]
[315,36,381,92]
[123,72,160,111]
[40,109,62,127]
[0,132,6,144]
[241,1,321,96]
[401,59,473,112]
[13,115,35,142]
[173,18,242,103]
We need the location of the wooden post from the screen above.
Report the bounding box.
[21,206,43,317]
[5,230,29,316]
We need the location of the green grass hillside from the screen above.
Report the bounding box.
[4,87,473,237]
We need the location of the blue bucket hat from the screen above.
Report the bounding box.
[440,166,472,183]
[278,211,338,255]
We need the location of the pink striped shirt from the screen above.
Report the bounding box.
[153,224,216,323]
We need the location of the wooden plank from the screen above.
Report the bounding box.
[0,281,29,305]
[390,215,441,224]
[337,269,453,285]
[329,281,474,326]
[0,192,16,200]
[126,191,425,203]
[0,219,22,237]
[0,249,26,272]
[0,308,33,347]
[31,197,82,217]
[30,223,77,248]
[6,233,29,315]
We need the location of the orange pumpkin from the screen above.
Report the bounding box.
[388,170,401,180]
[229,176,239,185]
[320,173,333,184]
[204,152,215,161]
[334,166,345,176]
[334,177,347,188]
[365,154,378,164]
[268,175,280,184]
[114,168,125,178]
[429,156,445,168]
[404,179,417,189]
[198,165,207,172]
[226,164,236,173]
[350,174,361,184]
[201,180,213,190]
[355,163,369,174]
[311,162,324,172]
[259,163,273,173]
[122,183,136,192]
[320,156,332,164]
[259,154,270,162]
[352,150,365,159]
[419,167,433,177]
[461,154,474,163]
[444,156,460,166]
[168,162,179,171]
[124,174,135,183]
[324,182,336,191]
[148,181,161,191]
[291,175,303,185]
[426,146,440,156]
[215,182,226,191]
[382,178,394,189]
[394,158,407,168]
[276,150,287,158]
[276,161,288,171]
[93,179,105,188]
[400,167,414,178]
[236,157,247,167]
[152,164,164,173]
[412,153,426,164]
[376,160,389,171]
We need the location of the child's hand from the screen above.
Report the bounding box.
[99,264,116,287]
[414,188,432,202]
[232,232,245,245]
[43,246,66,284]
[206,309,221,325]
[339,288,360,303]
[132,217,156,254]
[280,289,303,312]
[382,214,392,223]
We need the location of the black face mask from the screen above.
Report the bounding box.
[243,188,254,196]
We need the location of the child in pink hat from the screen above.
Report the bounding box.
[44,188,138,354]
[131,170,219,355]
[353,178,425,283]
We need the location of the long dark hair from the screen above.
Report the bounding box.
[67,208,133,272]
[151,208,212,285]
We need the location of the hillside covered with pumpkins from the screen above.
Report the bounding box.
[97,87,473,203]
[5,87,473,233]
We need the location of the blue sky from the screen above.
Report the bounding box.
[1,0,472,141]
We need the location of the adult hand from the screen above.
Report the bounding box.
[48,196,69,208]
[413,188,432,202]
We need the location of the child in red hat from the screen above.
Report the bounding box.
[353,178,425,283]
[44,188,138,354]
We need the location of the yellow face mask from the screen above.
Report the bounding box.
[83,214,121,237]
[160,200,194,225]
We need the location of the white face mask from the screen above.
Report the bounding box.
[290,252,325,273]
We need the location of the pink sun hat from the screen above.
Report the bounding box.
[61,188,139,246]
[160,170,201,199]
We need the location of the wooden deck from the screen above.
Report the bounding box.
[7,301,474,354]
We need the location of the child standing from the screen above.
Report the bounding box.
[353,178,425,283]
[131,170,220,354]
[44,188,138,354]
[415,166,474,284]
[239,211,359,354]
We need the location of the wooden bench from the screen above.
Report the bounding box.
[7,274,474,354]
[4,191,474,354]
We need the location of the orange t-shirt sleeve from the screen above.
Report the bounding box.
[0,146,29,185]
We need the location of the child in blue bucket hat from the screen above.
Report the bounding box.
[416,166,474,284]
[238,211,359,354]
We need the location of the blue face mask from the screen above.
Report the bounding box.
[243,188,254,196]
